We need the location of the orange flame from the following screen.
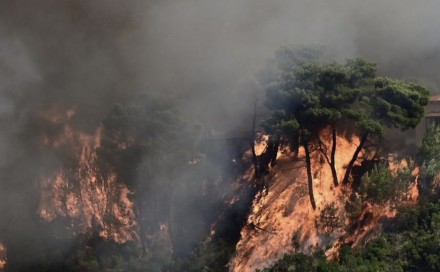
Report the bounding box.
[37,108,138,244]
[0,243,6,270]
[229,130,417,272]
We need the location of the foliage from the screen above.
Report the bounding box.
[319,203,340,233]
[372,77,429,130]
[263,57,373,140]
[175,240,235,272]
[359,163,395,204]
[419,126,440,164]
[262,46,430,190]
[345,193,363,224]
[265,188,440,272]
[417,126,440,198]
[5,91,251,271]
[419,160,440,198]
[3,46,433,271]
[4,237,150,272]
[98,98,199,188]
[264,202,440,271]
[264,123,440,272]
[257,253,316,272]
[96,97,210,263]
[359,163,413,204]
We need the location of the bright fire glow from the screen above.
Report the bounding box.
[0,243,6,270]
[229,129,418,272]
[37,108,138,244]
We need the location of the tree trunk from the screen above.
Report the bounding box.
[342,132,369,185]
[330,125,339,187]
[318,126,339,187]
[269,140,280,167]
[303,139,317,210]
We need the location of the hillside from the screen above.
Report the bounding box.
[229,132,418,271]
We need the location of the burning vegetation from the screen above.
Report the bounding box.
[3,2,440,271]
[230,131,420,272]
[0,48,438,272]
[37,108,138,243]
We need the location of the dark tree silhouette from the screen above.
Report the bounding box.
[262,47,429,209]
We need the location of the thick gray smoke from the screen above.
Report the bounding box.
[2,0,439,130]
[1,0,440,268]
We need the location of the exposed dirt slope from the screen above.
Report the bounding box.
[229,134,416,272]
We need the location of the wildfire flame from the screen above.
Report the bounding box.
[0,243,6,270]
[229,130,418,272]
[37,108,138,244]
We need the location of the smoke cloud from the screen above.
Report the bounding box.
[1,0,439,129]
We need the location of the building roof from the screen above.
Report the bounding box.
[430,95,440,102]
[426,112,440,117]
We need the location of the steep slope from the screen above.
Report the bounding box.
[229,133,416,272]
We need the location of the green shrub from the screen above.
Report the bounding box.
[360,163,395,204]
[345,193,363,224]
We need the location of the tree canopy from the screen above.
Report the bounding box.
[262,47,430,209]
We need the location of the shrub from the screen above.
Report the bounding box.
[360,163,395,204]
